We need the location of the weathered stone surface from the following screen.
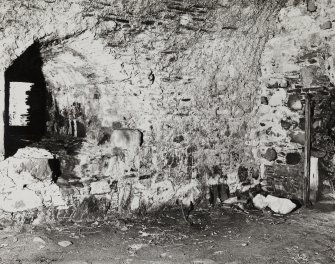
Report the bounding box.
[237,166,248,182]
[266,78,280,89]
[262,148,277,162]
[265,195,296,214]
[72,196,111,222]
[3,0,283,205]
[0,147,67,215]
[0,189,42,212]
[90,181,111,195]
[3,0,332,214]
[269,89,286,107]
[287,95,302,111]
[261,96,268,105]
[320,21,332,30]
[289,131,305,145]
[307,0,317,12]
[58,241,73,247]
[33,237,46,244]
[14,147,54,159]
[258,0,335,198]
[110,129,143,150]
[5,156,52,183]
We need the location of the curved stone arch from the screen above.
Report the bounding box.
[0,0,97,159]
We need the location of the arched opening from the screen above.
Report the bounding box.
[4,42,48,157]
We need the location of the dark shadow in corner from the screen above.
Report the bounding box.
[48,155,62,183]
[4,41,48,157]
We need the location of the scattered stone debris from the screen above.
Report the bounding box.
[58,240,73,247]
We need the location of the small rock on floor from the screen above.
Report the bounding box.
[58,241,73,247]
[192,259,217,264]
[33,237,46,244]
[160,252,173,258]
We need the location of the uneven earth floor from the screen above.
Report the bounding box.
[0,203,335,264]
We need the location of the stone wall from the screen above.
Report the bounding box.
[1,0,314,219]
[258,0,335,199]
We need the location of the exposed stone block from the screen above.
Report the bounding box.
[90,180,111,195]
[14,147,54,159]
[289,131,305,145]
[287,94,302,111]
[72,196,111,222]
[111,129,143,150]
[266,79,288,89]
[279,79,288,88]
[262,148,277,161]
[0,189,42,212]
[266,78,279,89]
[307,0,317,12]
[261,96,268,105]
[320,21,332,30]
[269,89,286,107]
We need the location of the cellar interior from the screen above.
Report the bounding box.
[0,0,335,263]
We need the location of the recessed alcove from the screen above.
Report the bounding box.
[4,42,48,157]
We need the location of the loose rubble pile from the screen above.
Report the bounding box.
[0,145,299,225]
[0,147,66,214]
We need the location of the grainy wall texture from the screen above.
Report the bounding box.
[259,0,335,199]
[2,0,335,222]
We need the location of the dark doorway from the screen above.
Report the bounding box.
[4,42,48,157]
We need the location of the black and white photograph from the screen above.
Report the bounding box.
[0,0,334,263]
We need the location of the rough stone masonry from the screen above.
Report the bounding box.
[0,0,334,222]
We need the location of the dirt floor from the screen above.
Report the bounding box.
[0,202,335,264]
